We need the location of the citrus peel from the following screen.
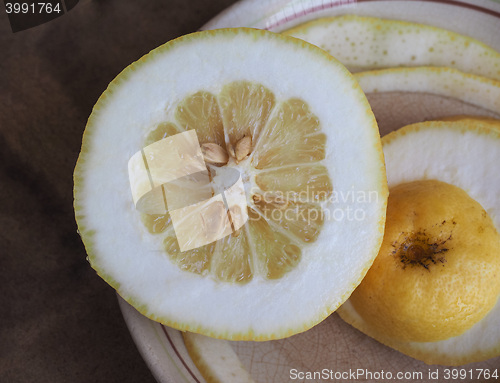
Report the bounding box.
[283,15,500,80]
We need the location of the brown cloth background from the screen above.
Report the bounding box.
[0,1,237,382]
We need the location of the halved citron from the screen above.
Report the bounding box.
[283,15,500,80]
[74,28,387,340]
[338,119,500,365]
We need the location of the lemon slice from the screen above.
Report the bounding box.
[74,28,387,340]
[283,15,500,80]
[338,119,500,365]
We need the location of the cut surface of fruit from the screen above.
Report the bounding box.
[283,15,500,80]
[338,120,500,365]
[74,28,387,340]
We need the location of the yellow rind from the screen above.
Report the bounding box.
[74,27,387,341]
[338,120,500,365]
[437,115,500,131]
[382,119,500,147]
[283,15,500,81]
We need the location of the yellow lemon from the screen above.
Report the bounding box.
[338,119,500,365]
[350,179,500,343]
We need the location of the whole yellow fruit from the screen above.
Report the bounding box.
[350,179,500,343]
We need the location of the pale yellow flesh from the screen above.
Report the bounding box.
[136,82,332,283]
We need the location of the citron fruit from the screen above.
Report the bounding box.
[74,28,387,340]
[283,15,500,80]
[338,119,500,365]
[351,180,500,342]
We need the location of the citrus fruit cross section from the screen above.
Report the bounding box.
[132,81,332,283]
[74,28,387,340]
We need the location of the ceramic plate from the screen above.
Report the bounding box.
[118,1,500,382]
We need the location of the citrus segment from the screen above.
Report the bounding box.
[144,122,181,146]
[219,81,276,147]
[141,213,172,234]
[252,198,323,244]
[283,15,500,80]
[74,28,387,340]
[175,91,225,147]
[253,99,325,169]
[163,234,214,275]
[255,165,332,201]
[247,208,302,280]
[211,230,253,283]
